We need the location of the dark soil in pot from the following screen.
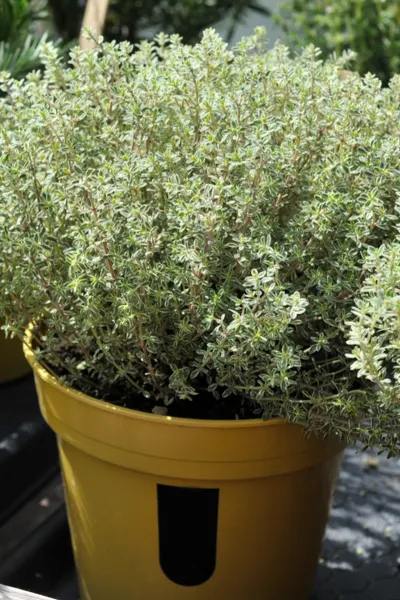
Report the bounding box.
[33,336,260,420]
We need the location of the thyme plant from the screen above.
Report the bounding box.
[0,30,399,453]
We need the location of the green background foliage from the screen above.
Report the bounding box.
[48,0,271,45]
[0,0,66,78]
[0,31,399,453]
[277,0,400,84]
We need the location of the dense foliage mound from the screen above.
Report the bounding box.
[0,30,399,452]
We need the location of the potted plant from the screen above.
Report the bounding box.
[0,326,30,382]
[0,29,398,600]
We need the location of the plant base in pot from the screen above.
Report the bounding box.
[25,340,344,600]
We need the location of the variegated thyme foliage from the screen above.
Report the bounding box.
[0,30,399,452]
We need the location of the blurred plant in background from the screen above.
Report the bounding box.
[0,0,67,78]
[49,0,271,45]
[5,1,400,85]
[277,0,400,84]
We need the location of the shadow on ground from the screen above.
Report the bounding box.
[313,446,400,600]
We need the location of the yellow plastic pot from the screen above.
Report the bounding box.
[0,325,31,383]
[25,341,344,600]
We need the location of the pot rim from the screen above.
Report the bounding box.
[23,325,286,430]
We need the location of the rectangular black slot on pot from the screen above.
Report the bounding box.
[157,484,219,587]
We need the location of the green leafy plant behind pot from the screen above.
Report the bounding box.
[0,30,399,454]
[0,0,68,79]
[277,0,400,85]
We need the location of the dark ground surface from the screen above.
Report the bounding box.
[314,447,400,600]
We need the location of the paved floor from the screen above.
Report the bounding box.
[314,447,400,600]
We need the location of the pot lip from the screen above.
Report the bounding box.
[23,326,287,431]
